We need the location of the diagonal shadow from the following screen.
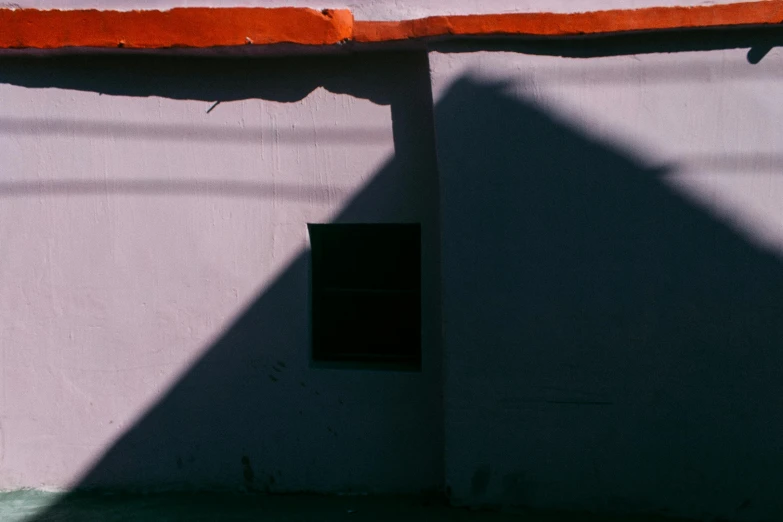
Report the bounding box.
[434,77,783,519]
[0,51,444,520]
[1,32,782,521]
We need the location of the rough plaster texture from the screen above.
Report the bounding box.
[4,0,757,20]
[431,45,783,521]
[0,53,441,494]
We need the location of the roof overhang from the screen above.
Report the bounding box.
[0,1,781,54]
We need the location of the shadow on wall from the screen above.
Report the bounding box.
[0,52,443,519]
[434,72,783,519]
[433,24,783,64]
[1,28,783,520]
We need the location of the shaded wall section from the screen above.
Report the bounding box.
[0,53,442,494]
[431,44,783,521]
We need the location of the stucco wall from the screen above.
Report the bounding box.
[0,52,442,493]
[431,41,783,521]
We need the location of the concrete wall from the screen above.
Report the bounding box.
[3,16,783,522]
[431,40,783,521]
[0,52,442,494]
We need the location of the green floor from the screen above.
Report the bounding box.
[0,490,687,522]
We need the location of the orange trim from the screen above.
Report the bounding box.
[0,7,353,49]
[0,1,781,50]
[355,1,783,42]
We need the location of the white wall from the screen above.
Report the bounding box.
[431,43,783,521]
[0,53,442,493]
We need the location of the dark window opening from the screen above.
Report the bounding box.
[308,223,421,370]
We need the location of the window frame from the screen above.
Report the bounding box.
[307,222,422,371]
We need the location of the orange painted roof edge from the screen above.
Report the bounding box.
[355,1,783,42]
[0,7,354,49]
[0,1,782,50]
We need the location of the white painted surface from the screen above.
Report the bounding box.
[3,0,762,20]
[0,54,441,492]
[431,47,783,521]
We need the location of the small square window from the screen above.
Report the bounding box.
[308,223,421,370]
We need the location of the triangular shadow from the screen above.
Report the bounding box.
[435,75,783,519]
[3,37,783,521]
[4,51,443,520]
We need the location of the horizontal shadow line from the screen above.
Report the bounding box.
[0,117,391,144]
[0,180,353,201]
[673,154,783,172]
[469,62,783,86]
